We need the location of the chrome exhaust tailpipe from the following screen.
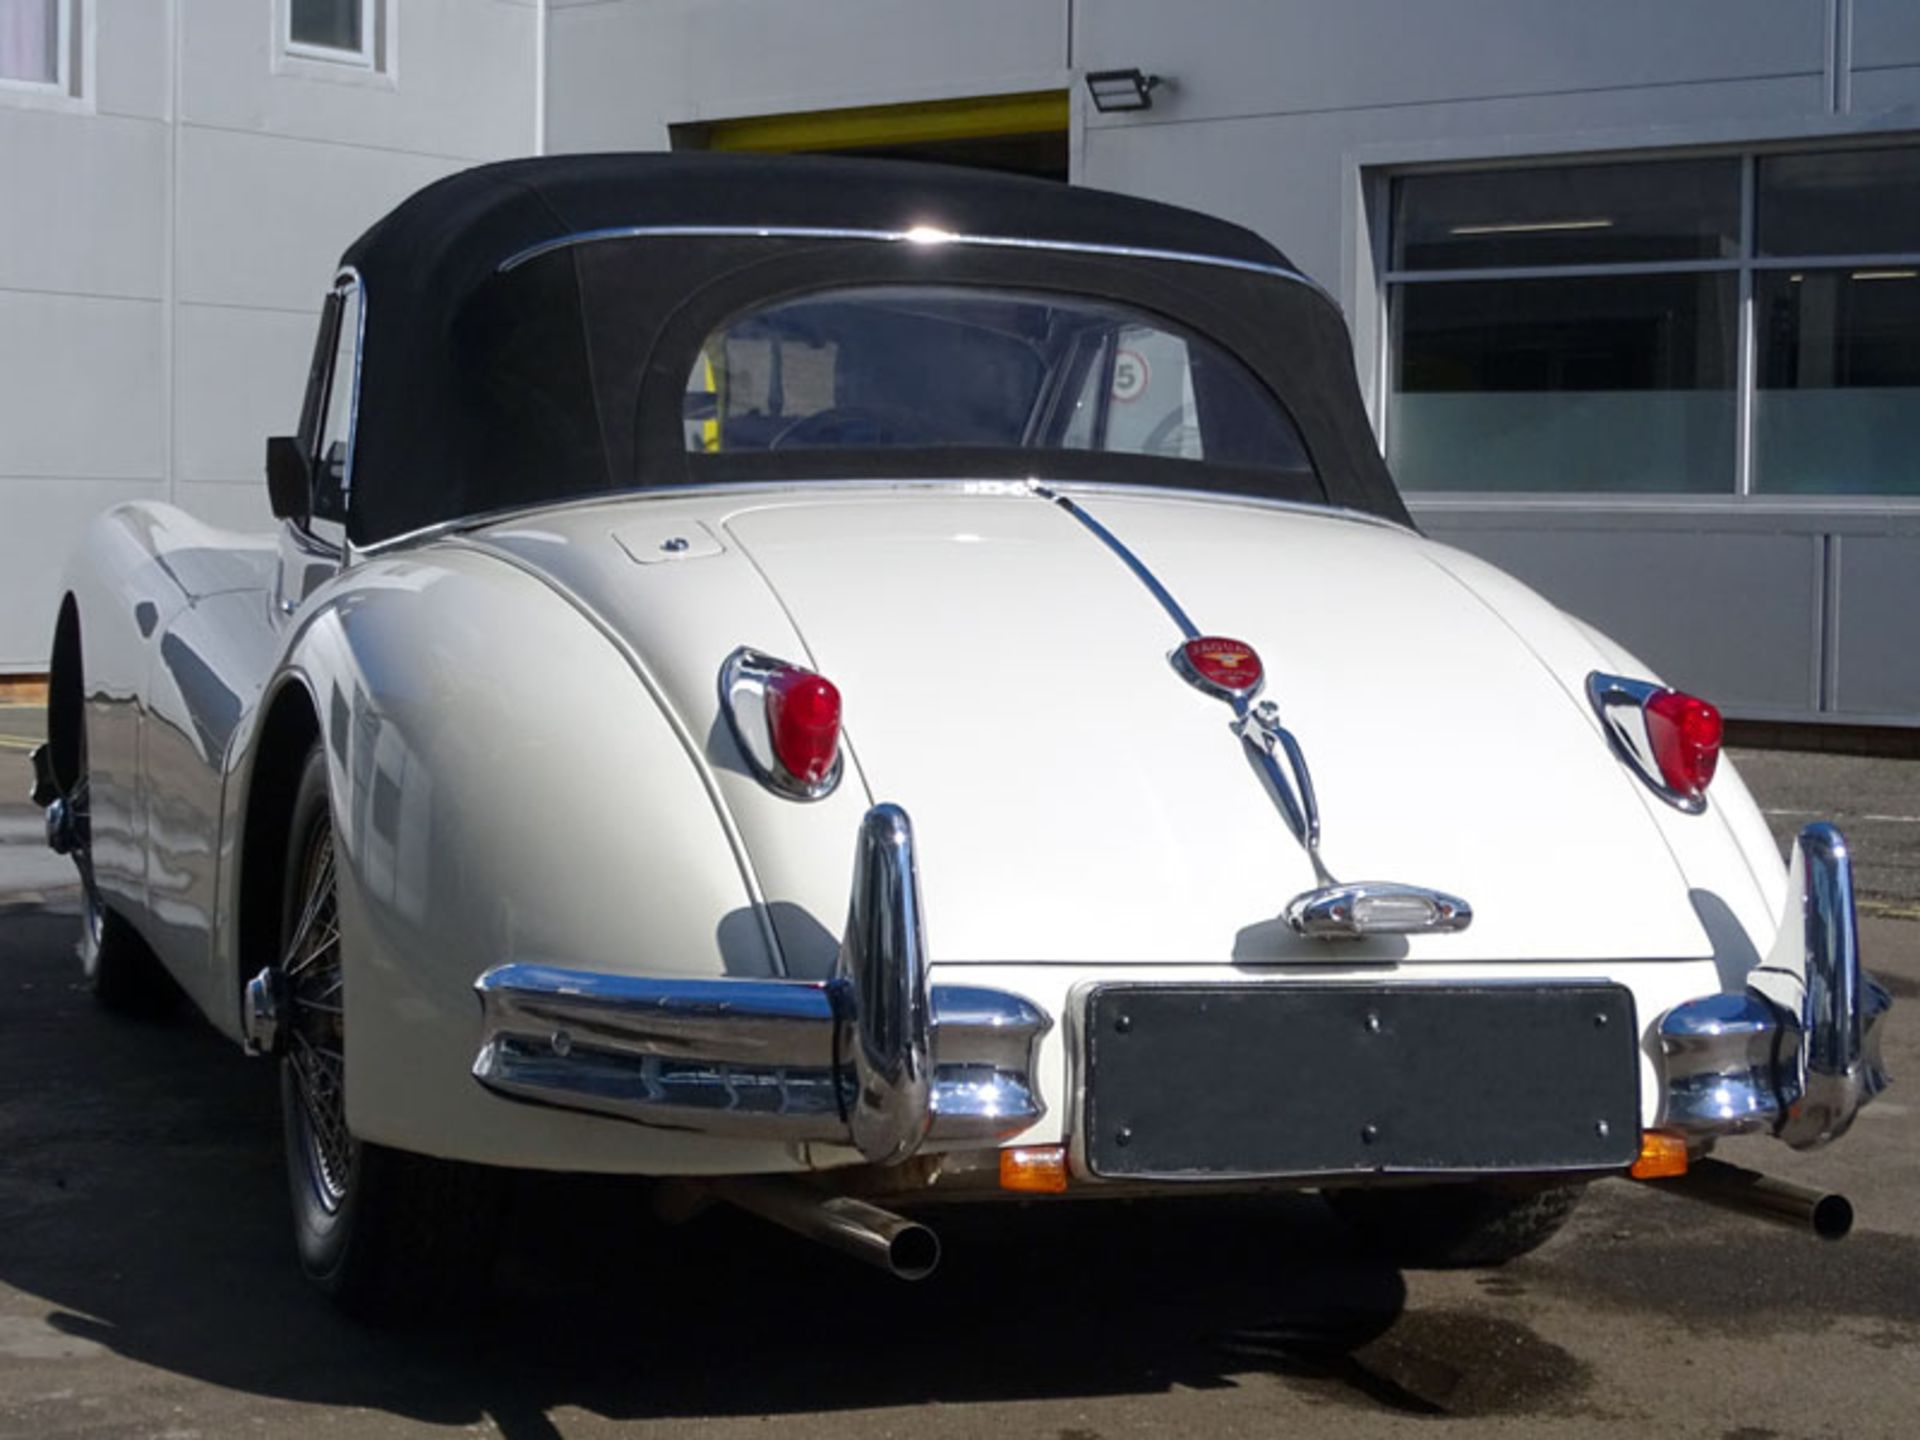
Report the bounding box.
[1653,1157,1854,1240]
[716,1179,941,1281]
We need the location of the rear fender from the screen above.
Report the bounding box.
[253,546,796,1172]
[56,502,278,1003]
[1425,544,1788,992]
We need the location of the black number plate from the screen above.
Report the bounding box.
[1084,983,1640,1179]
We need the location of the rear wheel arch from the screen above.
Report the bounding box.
[238,678,323,1006]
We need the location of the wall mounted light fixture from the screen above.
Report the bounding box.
[1085,68,1162,113]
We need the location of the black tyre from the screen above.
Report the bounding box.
[78,885,179,1015]
[277,743,505,1318]
[1324,1181,1586,1269]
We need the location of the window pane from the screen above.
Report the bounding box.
[1393,160,1740,271]
[1388,275,1736,492]
[683,286,1314,472]
[1066,326,1207,461]
[291,0,362,53]
[1757,147,1920,258]
[0,0,58,84]
[1753,268,1920,494]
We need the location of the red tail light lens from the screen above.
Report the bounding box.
[1645,690,1722,798]
[765,668,842,787]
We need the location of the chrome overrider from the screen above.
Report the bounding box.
[1658,823,1892,1150]
[469,804,1051,1164]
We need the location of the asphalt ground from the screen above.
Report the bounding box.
[1,704,1916,1439]
[1733,746,1920,918]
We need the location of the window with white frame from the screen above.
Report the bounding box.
[1385,146,1920,497]
[287,0,377,68]
[0,0,66,90]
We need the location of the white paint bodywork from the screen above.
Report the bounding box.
[56,480,1791,1175]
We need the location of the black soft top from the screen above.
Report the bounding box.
[342,152,1293,290]
[336,153,1410,542]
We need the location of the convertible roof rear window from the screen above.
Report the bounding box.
[337,157,1413,541]
[683,286,1316,476]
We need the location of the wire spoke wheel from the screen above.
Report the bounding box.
[276,740,505,1315]
[284,820,353,1213]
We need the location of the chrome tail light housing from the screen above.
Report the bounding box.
[720,646,845,800]
[1587,671,1723,813]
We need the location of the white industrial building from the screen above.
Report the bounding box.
[4,1,1917,725]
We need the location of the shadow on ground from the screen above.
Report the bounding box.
[0,904,1468,1436]
[6,896,1913,1436]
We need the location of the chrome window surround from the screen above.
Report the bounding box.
[283,266,363,569]
[330,265,366,519]
[1586,670,1709,814]
[1658,822,1892,1149]
[497,223,1324,298]
[717,645,845,802]
[471,804,1051,1162]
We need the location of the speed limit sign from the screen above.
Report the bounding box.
[1111,348,1149,403]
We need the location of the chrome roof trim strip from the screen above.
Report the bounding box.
[496,223,1324,295]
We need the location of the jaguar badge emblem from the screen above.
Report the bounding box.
[1171,635,1264,702]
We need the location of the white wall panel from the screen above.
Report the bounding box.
[0,479,165,669]
[1831,536,1920,720]
[94,0,173,122]
[1852,0,1920,72]
[175,478,277,537]
[176,123,462,311]
[547,0,1067,151]
[1077,0,1826,128]
[1416,519,1823,715]
[0,0,540,672]
[1848,65,1920,114]
[0,293,164,481]
[173,303,317,484]
[0,110,166,298]
[180,0,537,161]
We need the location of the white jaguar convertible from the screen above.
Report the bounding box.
[30,155,1890,1311]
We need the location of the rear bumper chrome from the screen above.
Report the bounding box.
[472,814,1890,1166]
[471,805,1051,1164]
[1658,822,1892,1149]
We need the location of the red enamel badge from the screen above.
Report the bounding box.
[1174,636,1264,700]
